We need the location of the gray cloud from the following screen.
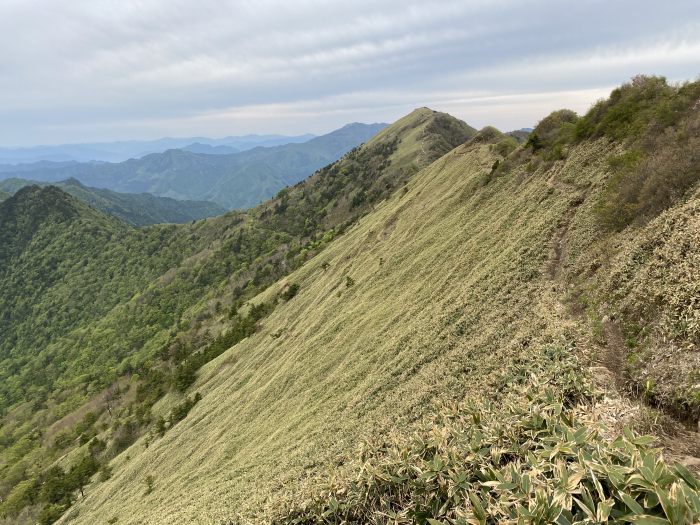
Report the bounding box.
[1,0,698,145]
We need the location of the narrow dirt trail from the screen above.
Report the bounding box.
[544,185,700,471]
[546,203,580,281]
[543,169,628,391]
[599,320,628,392]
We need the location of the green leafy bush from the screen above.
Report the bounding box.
[38,503,68,525]
[574,76,687,142]
[174,300,277,392]
[281,283,300,301]
[494,137,518,157]
[169,393,202,426]
[143,475,155,496]
[273,347,700,525]
[526,109,579,160]
[592,78,700,230]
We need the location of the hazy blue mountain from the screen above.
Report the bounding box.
[0,177,225,226]
[0,123,387,209]
[0,160,86,173]
[0,133,315,164]
[181,143,239,155]
[222,133,315,150]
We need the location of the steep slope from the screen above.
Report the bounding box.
[515,76,700,422]
[0,123,387,209]
[0,189,8,202]
[0,110,464,417]
[57,80,699,524]
[0,110,471,525]
[0,178,226,226]
[59,129,587,524]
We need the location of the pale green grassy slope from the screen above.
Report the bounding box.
[63,137,619,524]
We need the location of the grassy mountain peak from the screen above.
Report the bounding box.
[366,107,476,170]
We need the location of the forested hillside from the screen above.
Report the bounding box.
[0,78,698,525]
[0,123,386,209]
[0,178,225,226]
[0,186,219,407]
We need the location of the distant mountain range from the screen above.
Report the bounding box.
[0,133,316,164]
[0,177,225,226]
[0,122,387,209]
[180,143,240,155]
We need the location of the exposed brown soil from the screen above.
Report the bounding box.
[600,320,628,392]
[547,204,578,280]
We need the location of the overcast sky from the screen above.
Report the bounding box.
[0,0,698,146]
